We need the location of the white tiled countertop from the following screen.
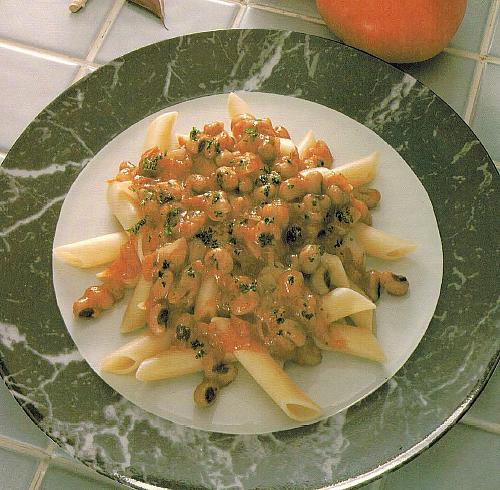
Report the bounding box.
[0,1,499,489]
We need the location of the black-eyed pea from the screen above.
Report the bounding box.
[293,338,322,366]
[380,271,409,296]
[193,380,219,407]
[298,244,322,274]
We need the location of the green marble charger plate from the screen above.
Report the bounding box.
[0,29,498,489]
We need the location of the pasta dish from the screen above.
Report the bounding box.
[54,93,416,422]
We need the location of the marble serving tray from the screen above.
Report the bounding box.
[0,30,498,489]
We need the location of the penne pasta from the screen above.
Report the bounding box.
[227,92,254,120]
[194,276,218,321]
[101,330,174,374]
[120,274,152,333]
[316,323,385,363]
[320,287,375,323]
[136,347,202,381]
[351,222,417,260]
[321,253,350,288]
[107,180,142,231]
[348,282,375,332]
[142,111,178,153]
[330,152,379,187]
[53,231,128,268]
[279,138,297,158]
[235,349,322,422]
[297,129,316,160]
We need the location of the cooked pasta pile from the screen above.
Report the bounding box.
[54,93,416,422]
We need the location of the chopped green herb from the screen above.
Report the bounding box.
[258,232,274,247]
[239,281,257,293]
[211,192,221,204]
[244,127,259,139]
[195,227,219,248]
[189,127,200,141]
[195,349,206,359]
[191,339,203,350]
[140,189,155,206]
[158,191,174,204]
[319,244,326,255]
[127,217,147,235]
[287,183,295,189]
[270,173,281,185]
[335,208,353,224]
[187,266,195,278]
[141,154,162,176]
[263,217,274,225]
[287,275,295,285]
[176,324,191,341]
[301,311,314,320]
[276,317,285,325]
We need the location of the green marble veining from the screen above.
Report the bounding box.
[0,30,498,489]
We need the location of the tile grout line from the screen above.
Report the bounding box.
[460,415,500,435]
[72,0,126,82]
[463,0,499,123]
[0,434,50,459]
[249,3,326,25]
[231,4,248,28]
[0,38,100,69]
[27,441,57,490]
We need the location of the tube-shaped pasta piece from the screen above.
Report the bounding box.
[348,282,374,332]
[194,276,218,321]
[156,237,188,272]
[320,287,375,323]
[316,323,385,363]
[279,138,297,158]
[107,181,142,231]
[235,349,322,422]
[297,130,316,159]
[120,275,152,333]
[53,231,128,268]
[351,222,417,260]
[321,254,350,288]
[227,92,254,120]
[142,111,178,153]
[101,330,174,374]
[136,348,202,381]
[330,152,379,187]
[310,264,330,295]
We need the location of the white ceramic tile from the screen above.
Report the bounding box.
[0,0,116,59]
[240,6,337,39]
[396,51,476,117]
[0,47,77,149]
[384,424,500,490]
[0,381,51,448]
[449,0,494,52]
[96,0,239,63]
[249,0,322,18]
[471,62,500,160]
[41,464,127,490]
[0,447,39,490]
[488,8,500,57]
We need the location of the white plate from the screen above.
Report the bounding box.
[53,92,442,434]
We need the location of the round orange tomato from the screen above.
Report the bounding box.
[316,0,467,63]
